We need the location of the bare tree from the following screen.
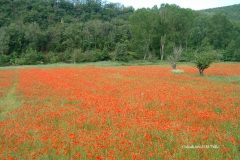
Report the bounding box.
[167,46,183,70]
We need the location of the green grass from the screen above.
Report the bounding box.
[0,60,192,70]
[1,61,240,71]
[0,72,22,120]
[205,76,240,84]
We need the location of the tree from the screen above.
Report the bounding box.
[167,46,183,70]
[207,13,233,49]
[193,50,222,75]
[160,34,166,61]
[0,27,10,55]
[71,48,82,63]
[24,22,43,51]
[130,9,157,60]
[115,43,129,62]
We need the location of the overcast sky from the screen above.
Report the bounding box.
[106,0,239,10]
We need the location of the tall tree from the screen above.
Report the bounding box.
[207,13,233,49]
[130,9,157,60]
[0,27,10,55]
[160,34,166,61]
[24,22,43,51]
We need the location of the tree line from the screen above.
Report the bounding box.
[0,0,239,66]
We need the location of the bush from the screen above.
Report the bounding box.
[115,43,130,62]
[59,50,71,63]
[43,52,60,64]
[14,58,26,65]
[0,55,10,66]
[171,69,184,74]
[93,48,110,61]
[71,49,82,63]
[23,49,44,65]
[78,50,96,62]
[12,49,44,65]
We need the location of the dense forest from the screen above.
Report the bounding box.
[0,0,240,66]
[202,4,240,23]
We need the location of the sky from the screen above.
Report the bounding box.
[106,0,240,10]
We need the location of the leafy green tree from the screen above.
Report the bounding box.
[7,22,26,54]
[207,13,233,49]
[160,35,166,61]
[193,50,222,75]
[46,24,65,52]
[71,49,82,63]
[115,43,129,62]
[24,22,44,51]
[130,9,157,60]
[0,27,10,55]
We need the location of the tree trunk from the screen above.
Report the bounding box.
[144,52,147,60]
[144,41,150,60]
[185,39,188,51]
[94,36,97,50]
[160,35,166,61]
[172,63,176,70]
[199,69,204,76]
[160,45,164,61]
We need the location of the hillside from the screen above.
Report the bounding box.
[0,0,240,66]
[201,4,240,22]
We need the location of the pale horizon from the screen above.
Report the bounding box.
[106,0,240,10]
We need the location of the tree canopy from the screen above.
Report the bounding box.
[0,0,239,66]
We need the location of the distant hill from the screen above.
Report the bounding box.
[200,4,240,23]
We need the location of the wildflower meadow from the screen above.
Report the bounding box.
[0,63,239,159]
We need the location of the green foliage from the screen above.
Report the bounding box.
[130,8,157,60]
[0,27,10,55]
[201,4,240,23]
[0,54,10,66]
[43,52,60,64]
[77,50,96,62]
[71,49,82,63]
[93,48,110,61]
[71,49,110,63]
[23,49,44,65]
[13,49,44,65]
[0,0,239,66]
[115,43,131,62]
[193,50,223,75]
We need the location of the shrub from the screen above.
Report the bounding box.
[23,49,44,65]
[171,69,184,74]
[14,58,26,65]
[43,52,60,64]
[94,48,110,61]
[59,50,71,63]
[0,54,10,66]
[78,50,96,62]
[115,43,129,62]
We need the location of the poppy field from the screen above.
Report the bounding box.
[0,63,239,159]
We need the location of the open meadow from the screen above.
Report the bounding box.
[0,62,239,159]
